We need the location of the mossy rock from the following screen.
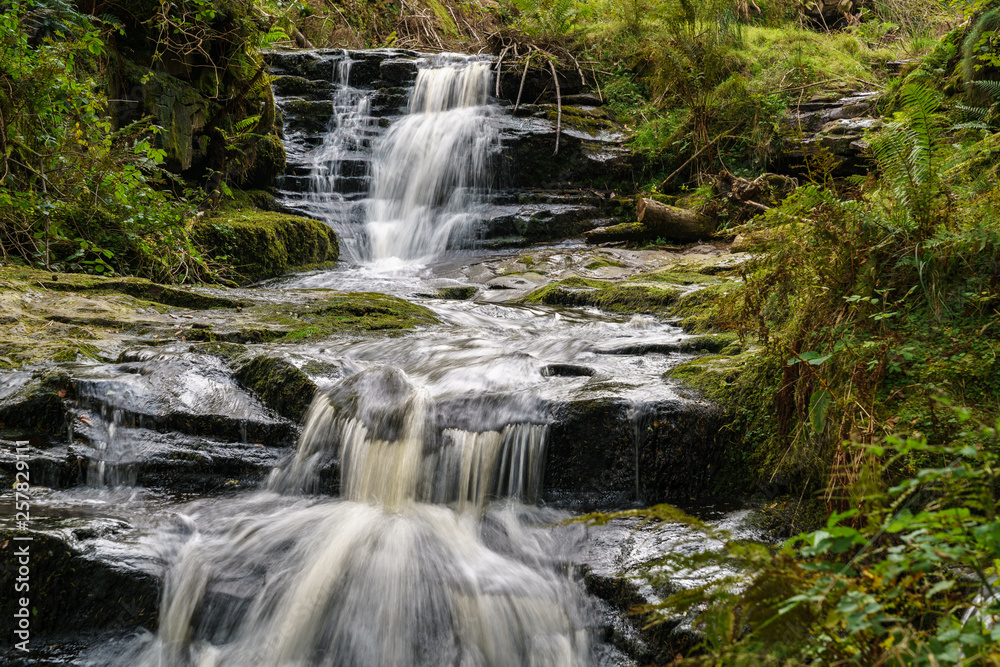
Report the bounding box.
[0,369,72,434]
[436,286,477,300]
[664,352,750,402]
[520,277,681,314]
[584,259,626,270]
[242,292,438,342]
[675,333,740,354]
[193,210,339,285]
[28,273,241,310]
[235,132,287,189]
[235,356,316,423]
[629,270,718,286]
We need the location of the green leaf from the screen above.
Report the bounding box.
[809,389,833,434]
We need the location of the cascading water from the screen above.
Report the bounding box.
[109,363,590,667]
[302,54,499,266]
[365,56,499,263]
[303,53,380,261]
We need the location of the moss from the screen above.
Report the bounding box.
[585,259,626,270]
[669,282,735,332]
[193,210,339,285]
[962,8,1000,104]
[630,270,717,286]
[665,354,746,401]
[248,292,438,341]
[235,356,316,422]
[520,277,682,314]
[676,333,739,354]
[236,132,287,189]
[436,286,477,300]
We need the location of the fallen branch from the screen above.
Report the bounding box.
[548,58,561,155]
[514,52,532,113]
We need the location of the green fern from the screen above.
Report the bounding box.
[868,83,947,234]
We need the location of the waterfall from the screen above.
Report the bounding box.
[119,369,587,667]
[366,56,498,263]
[304,53,379,261]
[304,54,499,265]
[268,368,549,514]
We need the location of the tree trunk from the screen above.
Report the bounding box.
[635,198,714,242]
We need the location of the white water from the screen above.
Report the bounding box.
[366,56,498,265]
[112,362,589,667]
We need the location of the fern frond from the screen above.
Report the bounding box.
[233,115,261,134]
[968,79,1000,102]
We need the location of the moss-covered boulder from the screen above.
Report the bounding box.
[243,292,438,342]
[520,277,682,314]
[193,210,339,285]
[235,356,317,422]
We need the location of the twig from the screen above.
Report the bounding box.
[495,45,511,98]
[659,131,733,190]
[514,53,532,112]
[549,58,561,156]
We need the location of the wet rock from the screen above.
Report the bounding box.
[435,286,478,300]
[278,99,334,135]
[271,75,333,100]
[73,352,299,446]
[72,430,288,492]
[541,364,594,378]
[562,93,603,106]
[0,529,159,634]
[779,92,882,174]
[235,356,317,422]
[498,107,632,188]
[0,441,82,488]
[380,58,420,85]
[0,369,72,436]
[545,396,724,504]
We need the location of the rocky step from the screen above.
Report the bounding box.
[277,174,370,195]
[480,204,604,241]
[284,156,370,178]
[272,74,334,100]
[265,48,423,88]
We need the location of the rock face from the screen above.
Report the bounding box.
[0,529,160,634]
[546,396,725,506]
[264,48,633,246]
[778,91,882,174]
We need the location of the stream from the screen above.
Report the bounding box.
[0,50,759,666]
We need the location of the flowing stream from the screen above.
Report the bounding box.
[14,52,747,667]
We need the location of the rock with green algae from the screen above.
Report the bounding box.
[192,210,339,285]
[520,277,682,314]
[235,356,317,422]
[664,352,751,402]
[210,292,438,344]
[435,286,478,300]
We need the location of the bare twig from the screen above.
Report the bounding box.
[514,53,532,112]
[549,58,561,155]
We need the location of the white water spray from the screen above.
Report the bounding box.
[365,56,498,264]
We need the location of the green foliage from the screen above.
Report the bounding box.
[596,409,1000,664]
[0,1,207,281]
[963,7,1000,104]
